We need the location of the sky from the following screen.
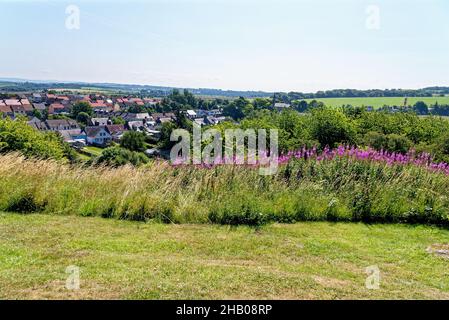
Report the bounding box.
[0,0,448,92]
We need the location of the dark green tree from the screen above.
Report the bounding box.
[120,131,147,152]
[72,101,93,119]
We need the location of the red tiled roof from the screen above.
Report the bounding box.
[5,99,21,106]
[90,102,108,108]
[48,103,65,114]
[0,105,12,113]
[106,124,125,135]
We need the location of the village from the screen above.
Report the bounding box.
[0,92,228,150]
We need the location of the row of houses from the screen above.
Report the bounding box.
[183,109,227,126]
[1,93,164,117]
[24,111,179,147]
[27,118,127,146]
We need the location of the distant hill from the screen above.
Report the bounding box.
[0,78,448,99]
[0,78,272,98]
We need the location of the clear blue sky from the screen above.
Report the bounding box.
[1,0,448,92]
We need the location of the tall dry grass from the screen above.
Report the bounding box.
[1,153,448,226]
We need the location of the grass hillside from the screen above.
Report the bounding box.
[0,213,448,299]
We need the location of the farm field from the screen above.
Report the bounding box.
[303,96,449,108]
[0,213,448,300]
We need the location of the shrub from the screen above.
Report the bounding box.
[97,146,149,167]
[5,192,46,213]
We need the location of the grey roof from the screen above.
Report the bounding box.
[33,103,46,110]
[85,126,109,137]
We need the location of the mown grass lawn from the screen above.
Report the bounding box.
[0,213,448,300]
[82,146,103,156]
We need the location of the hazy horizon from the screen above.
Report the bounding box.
[1,0,449,92]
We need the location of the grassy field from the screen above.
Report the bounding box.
[303,96,449,108]
[0,213,448,299]
[2,154,449,226]
[81,146,103,156]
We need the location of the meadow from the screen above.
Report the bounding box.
[0,213,448,299]
[303,96,449,108]
[1,148,449,227]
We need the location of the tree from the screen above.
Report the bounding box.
[72,101,93,119]
[413,101,429,115]
[293,100,308,113]
[120,131,147,152]
[0,117,66,159]
[222,97,248,121]
[111,116,126,125]
[31,109,43,120]
[364,131,388,151]
[159,122,178,149]
[309,108,356,148]
[76,112,90,126]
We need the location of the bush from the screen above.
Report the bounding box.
[309,108,356,148]
[97,146,149,167]
[120,131,147,152]
[363,131,412,154]
[5,192,46,213]
[0,117,66,159]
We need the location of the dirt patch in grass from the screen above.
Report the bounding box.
[313,276,352,289]
[15,280,123,300]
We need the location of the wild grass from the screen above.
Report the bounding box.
[1,153,449,226]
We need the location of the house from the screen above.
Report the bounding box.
[48,103,67,114]
[59,129,87,144]
[130,98,144,106]
[186,110,197,119]
[56,96,70,103]
[196,109,223,117]
[4,99,21,107]
[45,119,79,131]
[274,103,291,112]
[90,100,112,112]
[127,120,145,131]
[106,124,126,142]
[143,98,161,106]
[193,116,221,126]
[90,117,110,126]
[27,119,48,131]
[11,105,27,116]
[32,93,43,103]
[85,126,112,146]
[20,99,34,115]
[32,103,47,112]
[45,94,56,103]
[0,103,13,115]
[134,113,151,120]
